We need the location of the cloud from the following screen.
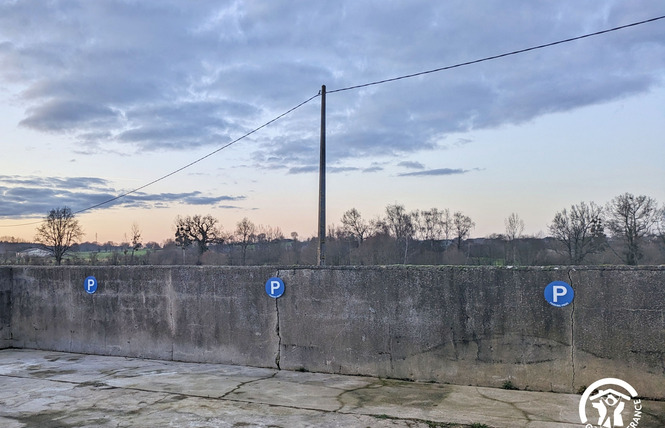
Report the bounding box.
[114,100,259,151]
[287,165,359,174]
[0,175,245,218]
[0,176,109,189]
[398,168,471,177]
[288,165,318,174]
[19,100,119,132]
[0,1,663,170]
[398,161,425,170]
[120,192,245,208]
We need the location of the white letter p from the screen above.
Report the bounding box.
[552,285,567,302]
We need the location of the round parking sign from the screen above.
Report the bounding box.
[265,277,285,298]
[544,281,574,307]
[84,276,98,294]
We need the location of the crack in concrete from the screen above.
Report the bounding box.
[274,269,282,370]
[2,373,117,391]
[274,298,281,370]
[333,379,459,427]
[568,269,575,391]
[333,378,382,412]
[220,371,279,399]
[166,271,176,361]
[4,370,294,407]
[475,388,544,424]
[388,325,395,371]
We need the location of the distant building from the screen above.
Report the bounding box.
[16,248,51,258]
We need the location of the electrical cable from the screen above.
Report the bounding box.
[328,15,665,94]
[0,92,321,228]
[72,92,321,216]
[2,14,663,229]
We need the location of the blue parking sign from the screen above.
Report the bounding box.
[85,276,98,294]
[265,277,285,298]
[544,281,574,307]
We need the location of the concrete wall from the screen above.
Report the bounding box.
[8,266,279,368]
[0,267,11,349]
[3,266,664,398]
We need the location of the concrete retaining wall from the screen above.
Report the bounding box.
[0,267,11,349]
[2,266,664,398]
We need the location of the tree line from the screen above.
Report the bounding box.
[326,193,665,266]
[3,192,664,266]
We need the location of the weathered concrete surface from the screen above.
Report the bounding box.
[570,268,665,399]
[278,267,574,394]
[3,349,664,427]
[9,266,279,367]
[3,266,665,398]
[276,266,665,398]
[0,267,11,349]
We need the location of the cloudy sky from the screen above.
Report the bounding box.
[1,1,664,244]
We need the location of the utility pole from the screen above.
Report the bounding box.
[317,85,326,266]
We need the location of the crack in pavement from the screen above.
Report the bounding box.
[5,373,450,426]
[474,388,549,425]
[220,371,279,399]
[333,377,383,412]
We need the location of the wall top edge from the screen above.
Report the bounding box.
[2,265,664,271]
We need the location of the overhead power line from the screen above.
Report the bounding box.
[328,15,665,94]
[2,14,663,228]
[72,92,321,216]
[0,92,321,228]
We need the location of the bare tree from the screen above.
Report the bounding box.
[130,222,142,263]
[174,224,192,264]
[505,213,525,264]
[657,205,665,248]
[548,202,605,264]
[412,208,449,252]
[256,224,284,242]
[35,207,84,265]
[382,204,415,263]
[251,224,284,265]
[441,208,453,244]
[453,211,475,250]
[174,214,224,264]
[340,208,370,245]
[235,217,256,265]
[418,208,444,240]
[504,213,525,241]
[384,204,415,241]
[606,193,658,265]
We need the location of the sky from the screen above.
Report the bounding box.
[1,0,664,245]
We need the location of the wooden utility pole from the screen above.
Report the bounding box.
[317,85,326,266]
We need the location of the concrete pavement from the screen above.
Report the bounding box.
[0,349,663,428]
